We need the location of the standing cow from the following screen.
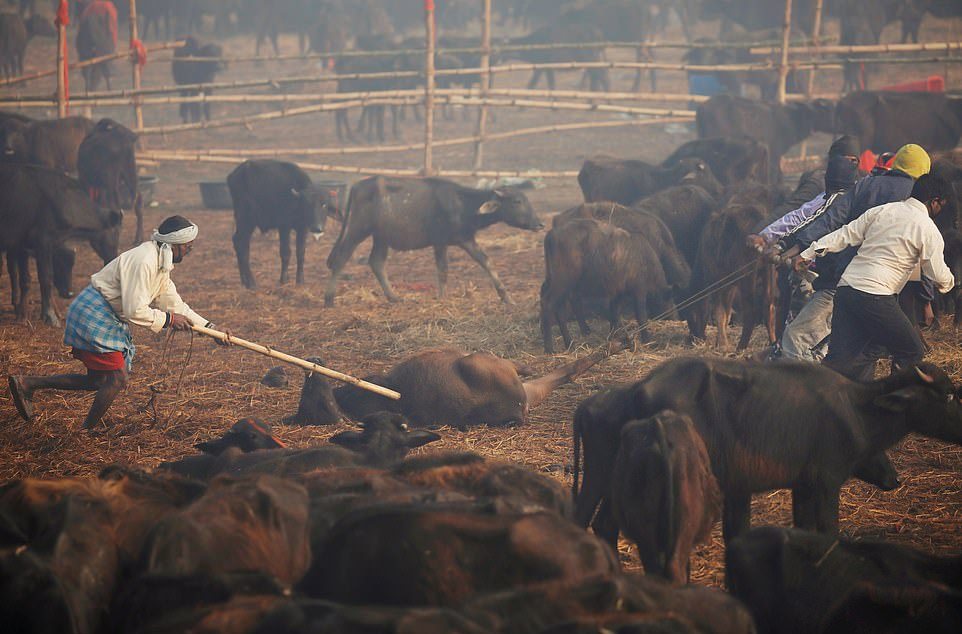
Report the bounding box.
[324,177,542,306]
[0,164,121,324]
[77,118,140,240]
[171,36,226,124]
[611,411,721,584]
[227,159,337,289]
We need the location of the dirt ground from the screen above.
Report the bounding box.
[2,11,962,587]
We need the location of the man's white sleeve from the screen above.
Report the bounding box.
[800,205,879,260]
[120,260,168,332]
[920,227,955,294]
[154,277,207,327]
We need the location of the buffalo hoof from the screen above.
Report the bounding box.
[324,295,335,307]
[8,375,34,422]
[42,312,60,327]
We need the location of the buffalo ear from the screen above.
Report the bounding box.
[478,200,501,215]
[329,430,364,450]
[873,388,917,412]
[108,209,123,227]
[405,430,442,448]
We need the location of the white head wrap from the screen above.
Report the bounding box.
[153,223,198,272]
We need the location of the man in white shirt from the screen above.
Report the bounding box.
[8,216,225,430]
[796,175,955,380]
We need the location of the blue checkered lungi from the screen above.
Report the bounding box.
[63,285,135,370]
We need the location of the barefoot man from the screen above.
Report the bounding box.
[9,215,225,430]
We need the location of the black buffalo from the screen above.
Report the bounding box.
[578,156,711,206]
[0,164,121,324]
[171,36,226,124]
[76,1,116,92]
[77,118,140,241]
[3,116,95,172]
[697,95,836,183]
[835,91,962,155]
[324,177,542,306]
[573,358,954,547]
[727,526,962,634]
[663,137,770,186]
[227,159,337,289]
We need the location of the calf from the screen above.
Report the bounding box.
[195,418,285,455]
[611,411,721,584]
[171,36,226,124]
[727,526,962,634]
[578,156,709,206]
[287,346,613,428]
[4,116,95,172]
[635,184,721,268]
[324,177,542,306]
[143,475,311,588]
[573,358,960,546]
[0,163,121,324]
[540,218,671,353]
[296,502,619,606]
[77,118,140,239]
[663,137,770,186]
[227,159,337,289]
[687,198,772,349]
[76,0,117,92]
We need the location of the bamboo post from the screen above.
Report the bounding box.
[129,0,144,130]
[190,324,401,400]
[472,0,492,170]
[56,0,68,117]
[423,0,436,176]
[777,0,793,104]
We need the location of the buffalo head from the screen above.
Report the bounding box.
[480,188,543,231]
[292,187,334,240]
[809,98,837,134]
[329,411,441,464]
[874,363,962,445]
[196,418,285,455]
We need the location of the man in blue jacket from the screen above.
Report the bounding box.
[773,143,931,363]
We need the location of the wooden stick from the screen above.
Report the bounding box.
[423,0,435,177]
[751,41,962,55]
[473,0,492,170]
[190,324,400,400]
[129,0,144,130]
[777,0,793,104]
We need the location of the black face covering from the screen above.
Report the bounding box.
[824,154,858,193]
[828,135,860,160]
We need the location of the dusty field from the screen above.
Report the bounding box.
[2,12,962,587]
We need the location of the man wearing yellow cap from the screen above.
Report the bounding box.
[773,143,932,364]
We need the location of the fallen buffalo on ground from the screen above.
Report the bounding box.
[195,418,285,455]
[325,177,542,306]
[727,526,962,634]
[228,159,338,289]
[612,410,721,584]
[573,358,954,547]
[297,501,619,606]
[286,345,616,427]
[143,474,311,588]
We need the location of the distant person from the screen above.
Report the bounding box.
[797,174,954,380]
[8,216,227,431]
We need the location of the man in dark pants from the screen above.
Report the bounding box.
[796,175,955,380]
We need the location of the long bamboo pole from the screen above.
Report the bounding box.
[423,0,436,177]
[56,1,67,117]
[751,41,962,55]
[777,0,793,104]
[472,0,491,170]
[129,0,143,130]
[805,0,825,97]
[190,324,400,400]
[0,41,183,87]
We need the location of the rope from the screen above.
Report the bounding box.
[143,329,195,422]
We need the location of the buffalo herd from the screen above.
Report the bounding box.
[4,2,962,633]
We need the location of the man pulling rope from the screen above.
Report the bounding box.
[8,215,227,431]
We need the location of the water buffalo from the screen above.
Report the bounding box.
[727,526,962,634]
[227,159,338,289]
[194,418,285,455]
[578,156,710,206]
[285,345,614,428]
[697,95,836,183]
[171,36,226,124]
[3,116,95,172]
[0,164,121,324]
[663,137,770,186]
[573,358,955,547]
[324,177,542,306]
[612,411,721,584]
[835,91,962,155]
[77,118,140,240]
[540,218,672,353]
